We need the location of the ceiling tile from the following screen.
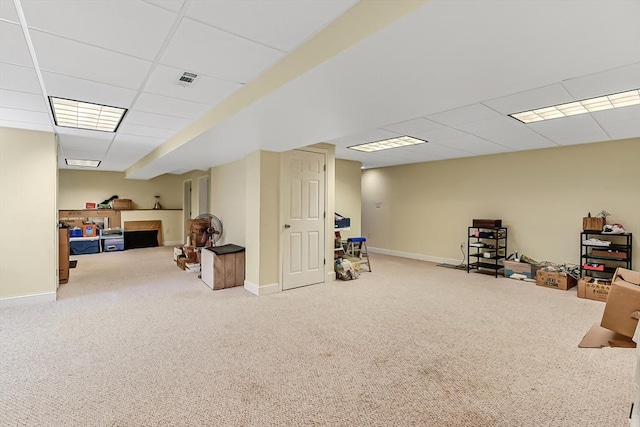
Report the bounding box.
[403,142,473,159]
[436,134,508,155]
[0,63,42,94]
[30,30,152,90]
[124,110,192,130]
[415,124,468,143]
[483,84,574,115]
[160,17,284,84]
[117,123,175,139]
[41,71,138,109]
[561,63,640,100]
[527,114,610,145]
[345,128,402,143]
[381,117,449,141]
[426,103,502,127]
[0,89,47,112]
[591,105,640,127]
[55,127,115,139]
[0,1,19,23]
[144,0,185,13]
[186,0,357,52]
[21,0,176,61]
[457,115,556,151]
[112,133,165,148]
[58,134,112,153]
[0,21,33,67]
[62,148,108,160]
[143,64,242,105]
[133,92,211,119]
[0,120,52,133]
[591,105,640,140]
[0,107,50,125]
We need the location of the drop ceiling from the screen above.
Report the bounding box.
[0,0,638,177]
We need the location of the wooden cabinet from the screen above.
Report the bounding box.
[58,227,70,284]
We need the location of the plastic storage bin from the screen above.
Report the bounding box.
[70,238,100,255]
[103,237,125,252]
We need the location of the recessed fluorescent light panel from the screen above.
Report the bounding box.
[65,159,101,168]
[50,97,127,132]
[510,89,640,124]
[348,136,427,152]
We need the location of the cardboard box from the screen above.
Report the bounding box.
[503,261,540,280]
[185,262,201,273]
[579,323,636,348]
[173,245,184,261]
[600,268,640,338]
[189,218,211,247]
[112,199,133,210]
[577,277,611,302]
[536,270,577,291]
[177,256,189,270]
[583,217,605,231]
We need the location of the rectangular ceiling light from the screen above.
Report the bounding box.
[65,159,101,168]
[510,89,640,124]
[348,135,427,152]
[50,97,127,132]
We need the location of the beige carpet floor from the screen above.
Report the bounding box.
[0,247,635,426]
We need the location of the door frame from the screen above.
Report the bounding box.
[279,147,329,291]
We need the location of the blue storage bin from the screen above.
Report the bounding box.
[103,237,125,252]
[70,238,100,255]
[69,228,83,238]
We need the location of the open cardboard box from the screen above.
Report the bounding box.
[579,268,640,348]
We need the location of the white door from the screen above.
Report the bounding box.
[281,150,326,290]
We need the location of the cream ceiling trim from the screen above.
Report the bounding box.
[125,0,428,178]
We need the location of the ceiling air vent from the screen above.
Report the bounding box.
[176,71,198,88]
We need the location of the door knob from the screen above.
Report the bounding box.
[284,224,291,229]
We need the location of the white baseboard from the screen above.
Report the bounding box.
[164,241,183,246]
[244,281,280,296]
[368,246,460,266]
[0,291,56,308]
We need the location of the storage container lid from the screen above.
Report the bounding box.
[205,244,245,255]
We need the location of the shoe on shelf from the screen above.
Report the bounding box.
[582,238,611,246]
[602,224,626,234]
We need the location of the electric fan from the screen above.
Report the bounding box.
[192,213,223,246]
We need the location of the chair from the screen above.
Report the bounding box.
[345,237,371,272]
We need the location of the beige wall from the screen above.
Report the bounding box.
[361,138,640,268]
[211,158,246,247]
[58,170,183,210]
[259,152,280,285]
[0,127,58,301]
[244,150,280,288]
[336,159,362,239]
[244,152,260,285]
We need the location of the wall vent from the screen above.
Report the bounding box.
[176,71,198,87]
